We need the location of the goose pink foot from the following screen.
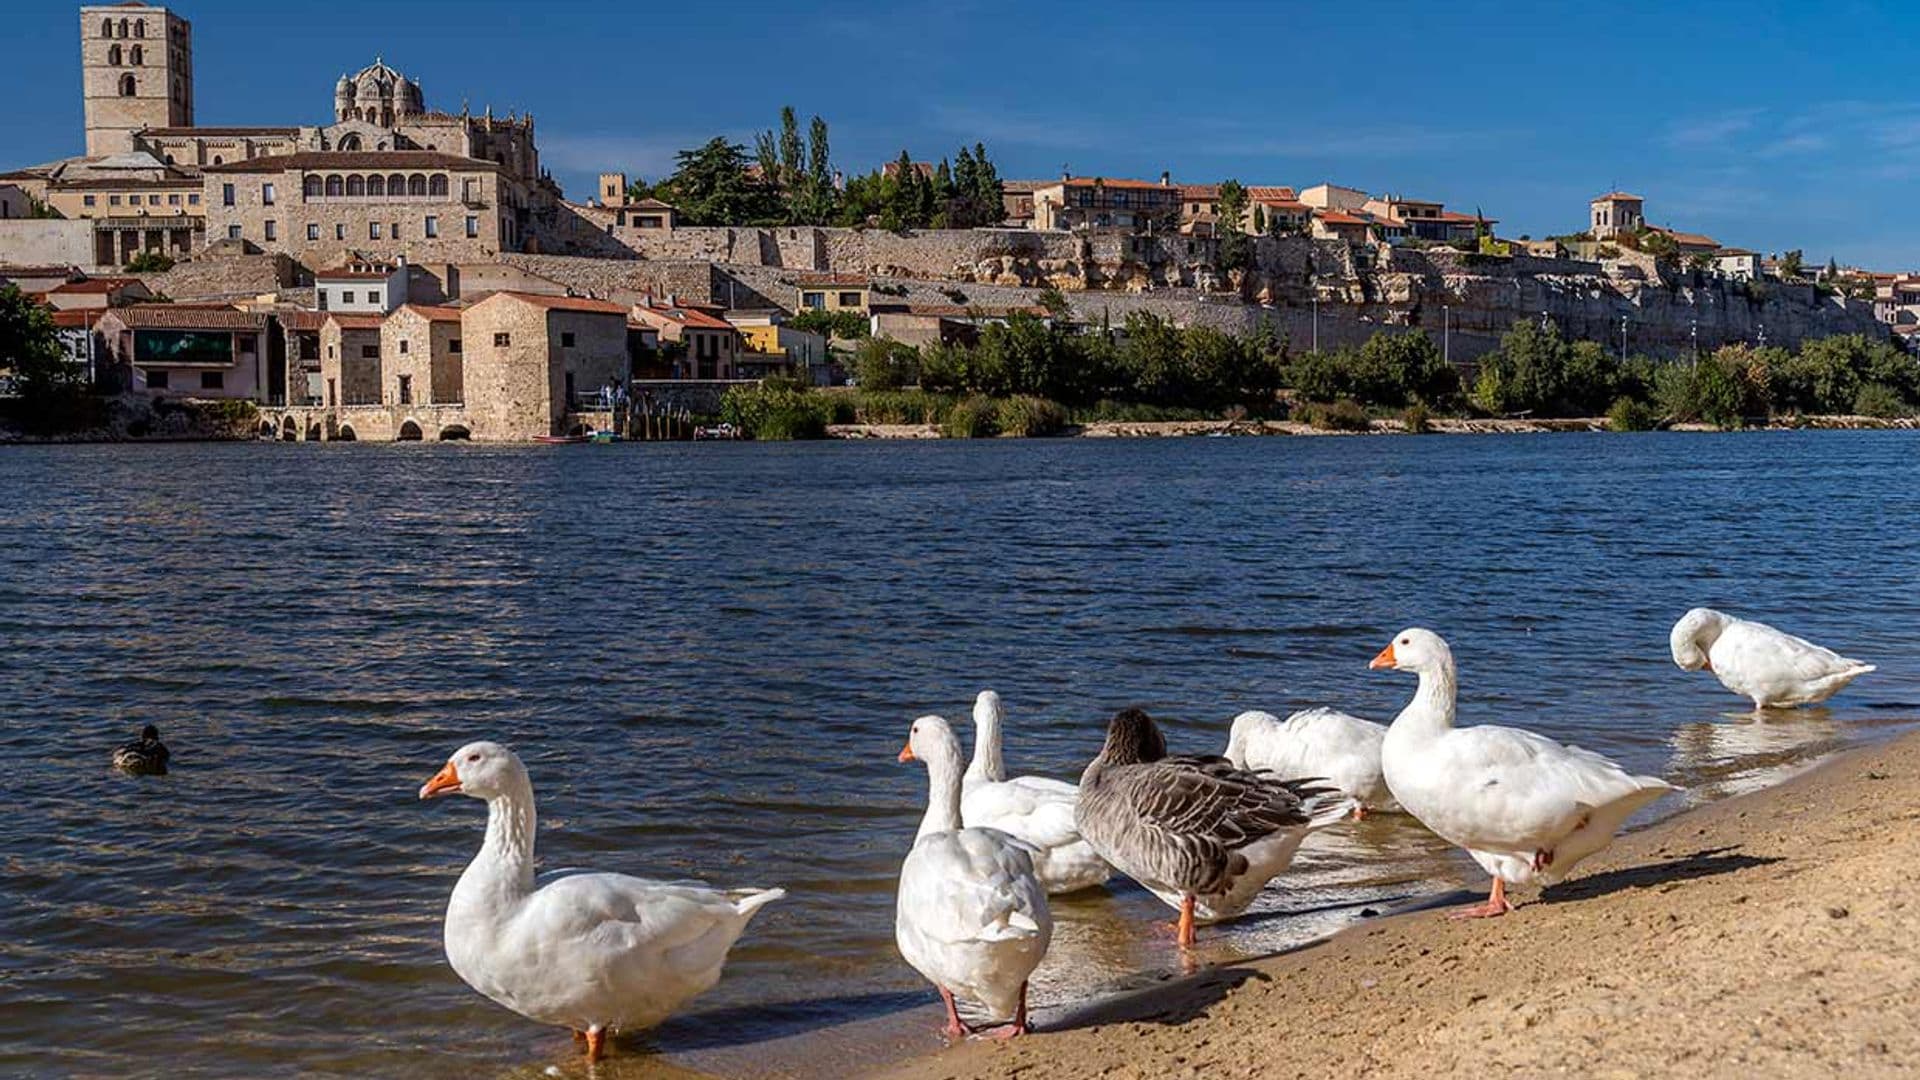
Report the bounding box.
[1447,877,1515,919]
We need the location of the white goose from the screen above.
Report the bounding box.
[961,690,1112,895]
[1225,707,1397,817]
[419,741,784,1061]
[1371,630,1678,918]
[897,715,1052,1039]
[1670,607,1874,709]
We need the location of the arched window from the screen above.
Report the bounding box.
[118,18,129,38]
[428,175,448,197]
[338,133,361,151]
[366,174,385,196]
[119,73,136,96]
[109,44,122,65]
[324,174,343,196]
[386,173,405,195]
[101,18,112,37]
[134,19,145,37]
[303,175,322,197]
[212,154,223,164]
[407,174,427,197]
[130,44,143,65]
[346,175,365,196]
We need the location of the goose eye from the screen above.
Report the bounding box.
[1399,637,1410,645]
[466,753,481,763]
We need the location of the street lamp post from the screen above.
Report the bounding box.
[1619,314,1628,361]
[1442,303,1450,365]
[1312,290,1319,353]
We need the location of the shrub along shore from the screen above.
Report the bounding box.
[719,312,1920,439]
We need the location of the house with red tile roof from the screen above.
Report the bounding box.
[93,303,269,399]
[1031,172,1183,232]
[629,296,741,379]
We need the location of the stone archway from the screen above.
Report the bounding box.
[397,420,424,441]
[336,424,357,441]
[305,422,323,442]
[280,415,297,441]
[438,424,471,441]
[259,419,276,439]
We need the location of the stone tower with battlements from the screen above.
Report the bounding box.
[80,1,193,156]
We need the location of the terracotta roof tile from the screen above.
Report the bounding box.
[496,292,627,315]
[634,301,734,330]
[793,272,869,287]
[103,305,268,330]
[1053,176,1175,191]
[323,313,385,330]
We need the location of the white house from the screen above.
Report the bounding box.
[315,260,407,314]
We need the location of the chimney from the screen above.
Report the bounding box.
[1160,171,1171,187]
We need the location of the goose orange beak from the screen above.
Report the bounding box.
[1369,642,1398,670]
[898,742,916,763]
[418,761,461,799]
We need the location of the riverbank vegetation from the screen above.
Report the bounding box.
[717,311,1920,439]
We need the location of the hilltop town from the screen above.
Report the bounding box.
[0,1,1913,442]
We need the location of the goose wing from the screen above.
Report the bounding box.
[902,831,1046,945]
[1095,757,1331,892]
[1434,726,1672,852]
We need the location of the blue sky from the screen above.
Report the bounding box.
[7,0,1917,266]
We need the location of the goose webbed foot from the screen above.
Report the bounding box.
[937,987,969,1040]
[1446,877,1515,919]
[583,1025,607,1062]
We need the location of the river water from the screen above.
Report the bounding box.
[4,432,1917,1078]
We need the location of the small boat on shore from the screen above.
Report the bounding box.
[694,423,740,441]
[533,434,591,445]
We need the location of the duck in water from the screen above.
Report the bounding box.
[112,725,170,776]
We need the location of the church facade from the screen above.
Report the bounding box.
[0,1,566,269]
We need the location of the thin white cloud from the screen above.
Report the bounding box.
[1662,109,1763,148]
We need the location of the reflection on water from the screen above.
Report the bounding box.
[1667,709,1850,800]
[1,432,1917,1078]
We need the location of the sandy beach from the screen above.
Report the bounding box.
[871,728,1920,1080]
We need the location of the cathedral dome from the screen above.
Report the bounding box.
[338,58,423,125]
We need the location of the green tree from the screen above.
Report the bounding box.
[971,142,1003,228]
[657,137,781,225]
[1780,249,1805,280]
[1216,179,1250,272]
[0,284,73,399]
[805,115,835,224]
[852,337,921,390]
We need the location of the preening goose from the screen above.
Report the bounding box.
[1670,607,1874,709]
[1372,629,1678,919]
[111,724,169,776]
[1074,709,1352,947]
[961,690,1112,895]
[419,741,783,1061]
[1225,708,1396,817]
[897,715,1052,1039]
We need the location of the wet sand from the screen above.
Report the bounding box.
[872,728,1920,1080]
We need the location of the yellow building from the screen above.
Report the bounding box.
[794,273,870,314]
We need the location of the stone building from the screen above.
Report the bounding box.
[1590,192,1645,239]
[1031,174,1182,232]
[319,313,384,406]
[381,303,464,408]
[457,292,628,436]
[80,2,193,156]
[200,151,510,263]
[3,4,564,270]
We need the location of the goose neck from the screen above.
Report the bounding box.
[463,777,538,902]
[917,752,965,840]
[966,711,1006,786]
[1399,663,1458,734]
